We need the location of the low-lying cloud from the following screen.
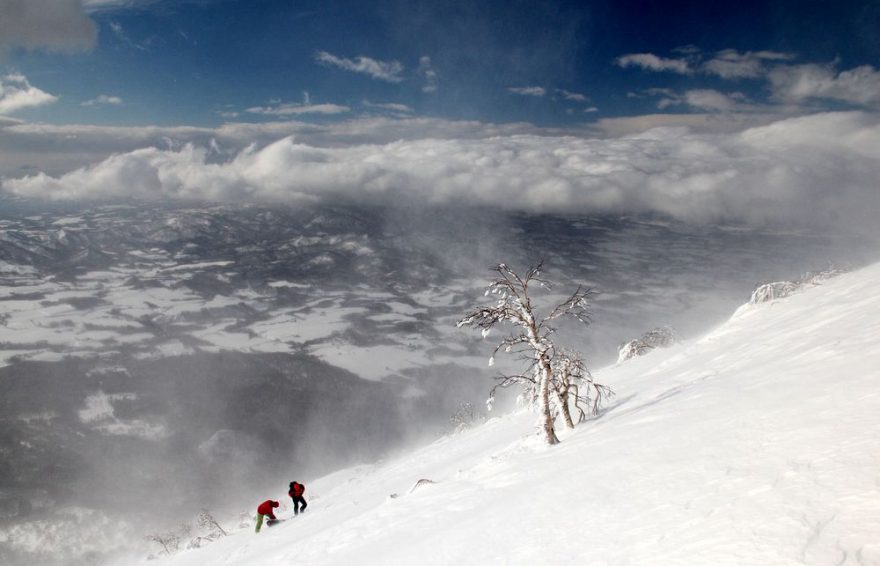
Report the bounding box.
[5,112,879,234]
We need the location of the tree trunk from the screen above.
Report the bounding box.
[539,357,559,445]
[558,390,575,429]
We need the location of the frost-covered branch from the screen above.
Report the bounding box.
[543,285,594,325]
[491,335,532,359]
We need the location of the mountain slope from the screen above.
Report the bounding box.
[162,261,880,566]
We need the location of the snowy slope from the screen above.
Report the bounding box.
[161,262,880,566]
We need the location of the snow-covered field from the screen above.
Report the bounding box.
[156,260,880,566]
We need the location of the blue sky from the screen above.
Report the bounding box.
[2,0,879,127]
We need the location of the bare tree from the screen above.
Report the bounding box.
[552,350,614,427]
[458,262,597,445]
[145,532,180,556]
[198,509,229,538]
[551,351,585,428]
[450,402,484,432]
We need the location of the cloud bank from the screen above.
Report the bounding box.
[4,112,880,234]
[0,116,575,178]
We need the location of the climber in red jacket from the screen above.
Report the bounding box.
[288,481,308,515]
[255,499,279,533]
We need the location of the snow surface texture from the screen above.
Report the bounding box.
[156,261,880,566]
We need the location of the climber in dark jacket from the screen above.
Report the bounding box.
[255,499,279,533]
[288,481,308,515]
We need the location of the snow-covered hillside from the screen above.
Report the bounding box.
[156,261,880,565]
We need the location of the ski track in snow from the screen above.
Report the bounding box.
[154,262,880,566]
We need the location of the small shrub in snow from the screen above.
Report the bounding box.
[197,509,228,538]
[800,266,847,285]
[617,326,677,363]
[145,532,180,556]
[749,281,801,304]
[145,509,228,557]
[185,509,229,548]
[458,262,612,445]
[450,402,484,432]
[749,266,847,305]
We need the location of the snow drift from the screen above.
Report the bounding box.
[151,260,880,566]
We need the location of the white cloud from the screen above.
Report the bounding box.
[702,49,794,79]
[768,64,880,107]
[5,112,880,234]
[508,86,546,97]
[362,101,414,114]
[620,48,880,112]
[82,94,124,107]
[617,48,797,81]
[559,89,589,102]
[0,74,59,114]
[684,90,745,111]
[315,51,404,83]
[418,56,438,93]
[246,102,351,116]
[589,113,781,138]
[591,114,716,136]
[655,89,748,112]
[0,0,97,53]
[0,115,23,126]
[643,88,676,98]
[615,53,692,74]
